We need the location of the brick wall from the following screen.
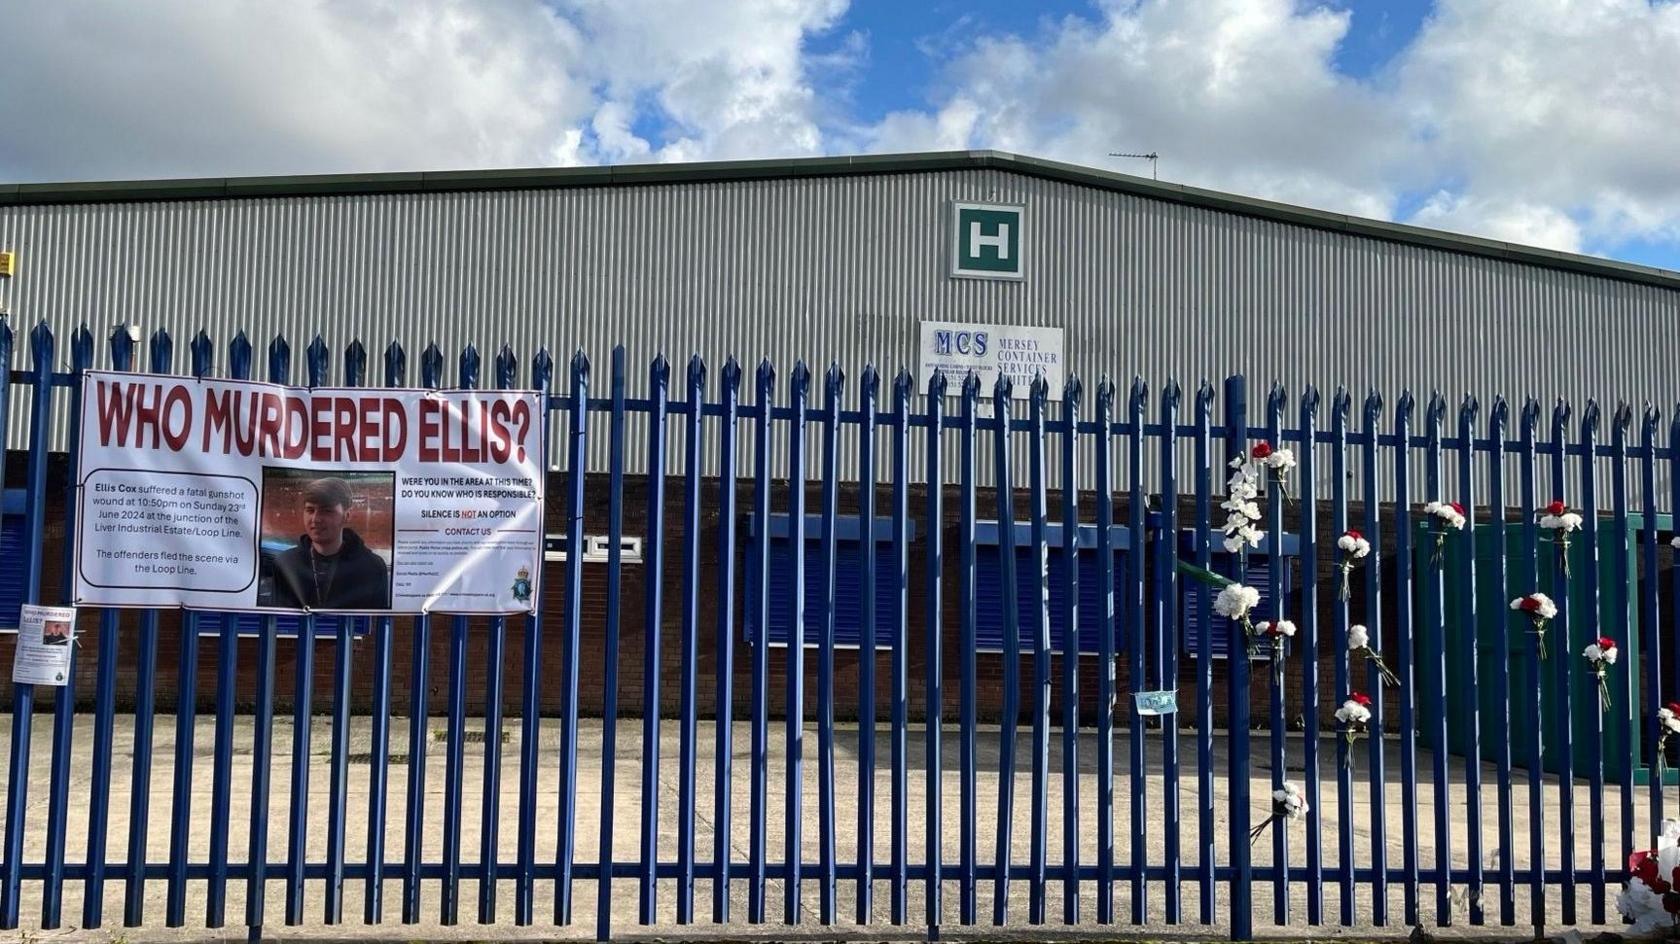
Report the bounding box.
[4,451,1425,732]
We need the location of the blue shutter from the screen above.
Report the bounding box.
[974,541,1125,654]
[194,612,370,638]
[743,514,907,650]
[0,490,25,628]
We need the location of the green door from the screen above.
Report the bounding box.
[1431,514,1642,784]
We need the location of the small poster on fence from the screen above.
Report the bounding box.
[71,371,545,615]
[13,604,77,686]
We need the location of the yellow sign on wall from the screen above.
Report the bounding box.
[0,251,14,277]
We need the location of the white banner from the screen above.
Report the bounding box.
[14,604,76,686]
[73,371,544,615]
[918,321,1066,399]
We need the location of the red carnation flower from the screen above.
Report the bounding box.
[1518,597,1543,613]
[1668,702,1680,715]
[1252,442,1273,460]
[1346,529,1362,541]
[1598,636,1617,650]
[1450,502,1465,515]
[1351,692,1372,706]
[1545,500,1566,516]
[1636,853,1661,884]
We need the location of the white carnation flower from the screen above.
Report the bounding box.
[1213,583,1260,620]
[1348,624,1370,650]
[1335,700,1371,725]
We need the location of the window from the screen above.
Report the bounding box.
[0,489,24,629]
[973,521,1132,653]
[193,612,373,638]
[743,513,916,649]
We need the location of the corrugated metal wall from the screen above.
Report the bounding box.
[1,168,1676,496]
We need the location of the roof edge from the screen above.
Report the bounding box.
[2,150,1676,292]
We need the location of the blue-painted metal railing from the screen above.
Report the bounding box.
[0,318,1674,940]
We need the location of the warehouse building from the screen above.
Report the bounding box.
[0,150,1676,721]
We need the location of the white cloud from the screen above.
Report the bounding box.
[855,0,1415,222]
[0,0,852,180]
[5,0,1680,265]
[1395,0,1680,250]
[1409,191,1584,253]
[0,0,595,180]
[860,0,1680,258]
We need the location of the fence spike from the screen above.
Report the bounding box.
[1395,390,1415,425]
[421,343,444,388]
[1425,392,1445,428]
[1300,385,1320,417]
[228,332,251,380]
[383,341,406,387]
[1459,394,1481,426]
[495,344,518,389]
[1161,378,1180,410]
[927,365,947,399]
[1128,377,1147,412]
[459,344,482,389]
[1029,371,1048,404]
[825,361,844,398]
[66,324,92,375]
[267,334,291,383]
[1266,380,1287,417]
[189,329,211,376]
[1582,400,1601,436]
[533,348,555,392]
[962,370,981,400]
[894,366,913,400]
[1065,374,1085,408]
[1614,402,1635,436]
[1362,389,1385,424]
[150,327,174,374]
[344,340,368,387]
[306,335,331,385]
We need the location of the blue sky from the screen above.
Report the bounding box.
[2,0,1678,271]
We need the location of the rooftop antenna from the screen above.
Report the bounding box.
[1108,151,1159,180]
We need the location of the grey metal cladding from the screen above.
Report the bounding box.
[0,161,1676,492]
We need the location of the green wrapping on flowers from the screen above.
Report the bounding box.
[1175,558,1237,589]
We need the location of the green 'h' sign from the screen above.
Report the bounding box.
[951,202,1024,280]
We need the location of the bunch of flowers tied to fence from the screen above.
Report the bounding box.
[1257,619,1296,678]
[1619,819,1680,933]
[1658,704,1680,781]
[1251,781,1309,844]
[1335,530,1370,600]
[1539,500,1582,578]
[1249,441,1297,504]
[1334,692,1372,770]
[1510,592,1557,659]
[1347,623,1400,687]
[1423,500,1466,567]
[1582,637,1617,713]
